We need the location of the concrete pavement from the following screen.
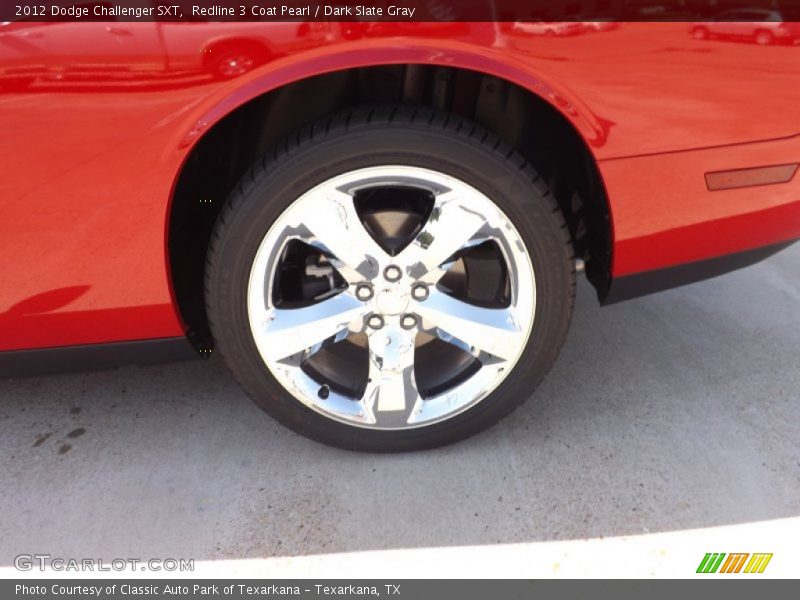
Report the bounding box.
[1,244,798,570]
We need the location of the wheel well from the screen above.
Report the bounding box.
[168,65,612,350]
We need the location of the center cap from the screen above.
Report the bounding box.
[375,288,410,316]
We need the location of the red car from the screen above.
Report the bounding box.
[1,19,798,451]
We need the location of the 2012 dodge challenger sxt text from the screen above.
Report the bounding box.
[1,16,798,451]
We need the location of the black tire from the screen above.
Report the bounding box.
[206,107,575,452]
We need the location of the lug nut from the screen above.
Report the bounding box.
[411,283,429,301]
[400,314,418,330]
[367,314,385,330]
[355,283,373,301]
[383,265,402,282]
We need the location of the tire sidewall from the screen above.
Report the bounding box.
[208,118,574,451]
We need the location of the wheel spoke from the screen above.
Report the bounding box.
[301,189,386,283]
[414,289,525,362]
[399,191,490,283]
[361,325,422,425]
[409,361,506,426]
[258,293,367,362]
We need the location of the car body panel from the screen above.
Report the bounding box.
[1,21,799,351]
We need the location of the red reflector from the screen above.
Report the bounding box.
[705,163,798,191]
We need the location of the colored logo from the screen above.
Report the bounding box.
[696,553,773,574]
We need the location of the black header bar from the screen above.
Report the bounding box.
[5,1,800,23]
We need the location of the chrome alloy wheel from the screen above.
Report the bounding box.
[247,166,536,430]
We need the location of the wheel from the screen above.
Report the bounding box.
[209,49,258,79]
[206,107,575,451]
[691,26,709,40]
[754,30,774,46]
